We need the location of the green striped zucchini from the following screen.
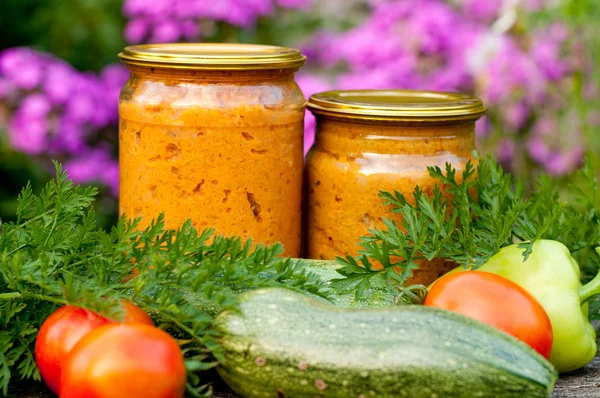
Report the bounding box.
[216,288,557,398]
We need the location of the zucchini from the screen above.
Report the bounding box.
[292,259,408,307]
[216,288,557,398]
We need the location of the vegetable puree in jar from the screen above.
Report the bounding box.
[305,90,486,285]
[118,44,306,256]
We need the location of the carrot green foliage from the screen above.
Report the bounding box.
[334,156,600,305]
[0,163,329,397]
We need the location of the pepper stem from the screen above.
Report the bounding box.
[397,284,428,305]
[579,247,600,304]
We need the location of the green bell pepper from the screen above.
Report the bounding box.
[461,239,599,373]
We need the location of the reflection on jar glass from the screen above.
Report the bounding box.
[118,43,306,256]
[305,90,486,285]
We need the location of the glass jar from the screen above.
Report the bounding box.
[118,44,306,256]
[305,90,486,285]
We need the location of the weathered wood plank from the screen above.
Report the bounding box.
[551,357,600,398]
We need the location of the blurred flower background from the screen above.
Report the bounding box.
[0,0,599,225]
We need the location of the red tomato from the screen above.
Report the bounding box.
[425,271,553,359]
[120,300,153,325]
[60,324,187,398]
[35,300,152,394]
[35,306,113,394]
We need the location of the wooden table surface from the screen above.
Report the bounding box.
[10,357,600,398]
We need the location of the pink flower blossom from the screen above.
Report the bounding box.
[296,73,331,154]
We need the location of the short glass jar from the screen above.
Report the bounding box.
[118,44,306,256]
[305,90,486,285]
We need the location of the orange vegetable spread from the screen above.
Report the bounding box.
[305,90,486,285]
[118,44,306,256]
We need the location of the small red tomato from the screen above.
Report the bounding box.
[35,306,113,394]
[425,271,553,359]
[35,300,152,394]
[60,324,187,398]
[120,300,153,325]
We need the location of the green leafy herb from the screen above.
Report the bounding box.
[334,155,600,301]
[0,163,329,396]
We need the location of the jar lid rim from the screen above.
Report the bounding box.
[119,43,306,70]
[307,90,486,122]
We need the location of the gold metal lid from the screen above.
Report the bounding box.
[118,43,306,70]
[307,90,486,122]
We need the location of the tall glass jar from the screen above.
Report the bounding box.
[118,44,306,256]
[305,90,486,285]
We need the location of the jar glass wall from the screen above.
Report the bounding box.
[119,44,306,256]
[305,90,485,284]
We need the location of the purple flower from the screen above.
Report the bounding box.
[459,0,502,20]
[180,19,200,40]
[50,119,87,154]
[523,0,549,11]
[297,0,583,179]
[101,162,120,196]
[0,47,123,194]
[546,22,569,42]
[245,0,276,15]
[297,73,331,99]
[532,118,555,137]
[475,116,492,138]
[587,111,600,127]
[124,0,170,18]
[505,102,530,130]
[124,18,150,43]
[307,0,485,94]
[496,139,516,164]
[543,146,584,176]
[17,60,43,89]
[64,95,95,124]
[100,64,129,122]
[480,38,547,106]
[8,113,48,154]
[64,147,119,196]
[19,94,52,117]
[64,148,119,195]
[122,0,308,42]
[300,31,334,64]
[100,64,129,89]
[277,0,311,8]
[296,73,331,154]
[527,114,585,175]
[527,136,551,163]
[0,78,16,99]
[532,25,569,80]
[43,63,75,104]
[63,150,102,182]
[0,48,44,89]
[406,1,458,55]
[122,0,151,16]
[150,19,182,43]
[584,80,598,101]
[337,67,404,90]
